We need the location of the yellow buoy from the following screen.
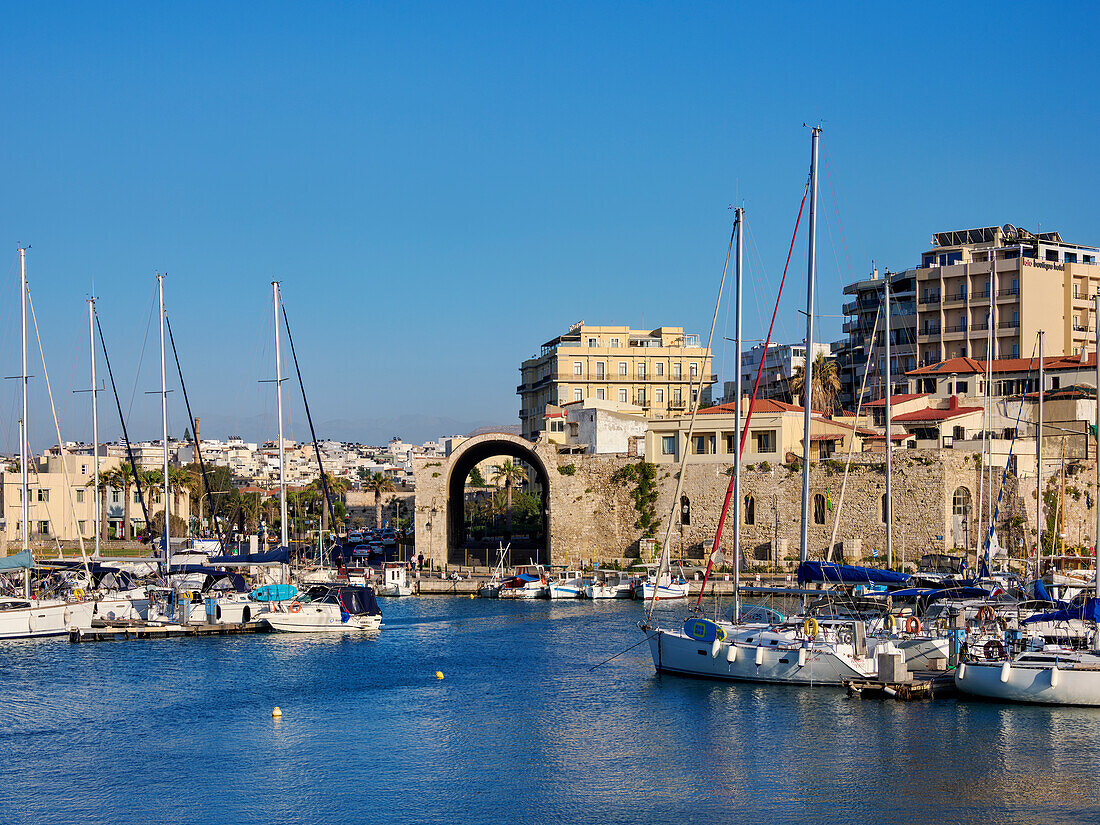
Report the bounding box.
[272,706,283,718]
[435,671,444,680]
[469,594,476,599]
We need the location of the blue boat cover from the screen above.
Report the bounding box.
[797,561,909,587]
[515,573,541,583]
[208,547,290,565]
[0,549,34,571]
[1031,578,1054,602]
[1022,597,1100,625]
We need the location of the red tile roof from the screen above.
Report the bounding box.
[864,393,927,407]
[891,396,983,422]
[702,398,827,415]
[908,353,1097,376]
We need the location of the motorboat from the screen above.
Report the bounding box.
[498,564,548,599]
[586,571,636,600]
[548,570,587,599]
[638,571,690,601]
[260,585,382,632]
[376,562,414,597]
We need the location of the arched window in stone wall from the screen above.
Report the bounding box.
[813,493,826,525]
[744,494,755,525]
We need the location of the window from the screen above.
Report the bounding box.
[673,388,682,405]
[573,388,583,402]
[1046,249,1059,262]
[76,489,85,503]
[956,381,968,394]
[656,362,664,377]
[1052,377,1061,390]
[78,520,86,534]
[596,388,606,400]
[596,362,605,379]
[618,389,628,403]
[618,362,627,376]
[691,389,698,404]
[112,490,120,503]
[753,430,777,453]
[1066,253,1078,264]
[37,489,49,502]
[636,389,646,405]
[587,337,598,347]
[662,436,677,456]
[953,426,965,440]
[813,494,826,525]
[637,363,646,379]
[573,361,582,375]
[549,420,564,432]
[744,495,755,525]
[38,521,49,535]
[1074,284,1079,298]
[81,464,88,475]
[673,363,682,379]
[655,388,665,403]
[725,434,735,453]
[609,337,620,348]
[134,491,141,504]
[692,435,715,455]
[689,363,699,378]
[881,494,889,524]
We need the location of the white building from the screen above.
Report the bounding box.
[725,341,832,404]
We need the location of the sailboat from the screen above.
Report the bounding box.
[0,249,93,638]
[641,132,879,685]
[955,304,1100,705]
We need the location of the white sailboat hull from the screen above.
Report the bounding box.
[646,627,875,686]
[640,582,690,600]
[955,659,1100,706]
[0,599,94,639]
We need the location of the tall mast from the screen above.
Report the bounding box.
[885,277,893,568]
[89,298,100,559]
[732,206,743,623]
[273,281,288,549]
[1037,331,1044,578]
[158,275,170,570]
[1093,299,1099,608]
[799,126,821,565]
[19,248,30,597]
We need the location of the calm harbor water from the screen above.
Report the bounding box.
[2,596,1100,825]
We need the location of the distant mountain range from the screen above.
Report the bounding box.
[189,412,520,446]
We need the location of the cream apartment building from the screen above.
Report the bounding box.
[912,225,1099,366]
[519,322,716,440]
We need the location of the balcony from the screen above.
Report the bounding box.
[917,324,941,337]
[996,287,1020,301]
[942,291,968,305]
[918,293,941,305]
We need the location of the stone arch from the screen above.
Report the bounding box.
[444,433,551,566]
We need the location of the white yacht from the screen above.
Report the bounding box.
[956,646,1100,706]
[260,585,382,632]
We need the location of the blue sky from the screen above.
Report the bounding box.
[2,1,1098,448]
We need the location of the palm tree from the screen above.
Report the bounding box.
[789,351,841,414]
[87,468,123,541]
[490,461,528,538]
[365,472,395,529]
[307,472,350,534]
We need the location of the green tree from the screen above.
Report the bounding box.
[365,472,395,528]
[790,351,841,414]
[468,467,486,487]
[490,460,528,538]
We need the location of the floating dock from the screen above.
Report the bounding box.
[844,670,957,701]
[70,621,273,643]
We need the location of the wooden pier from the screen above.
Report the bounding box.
[844,670,957,701]
[69,621,273,643]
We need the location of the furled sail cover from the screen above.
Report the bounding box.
[797,561,910,587]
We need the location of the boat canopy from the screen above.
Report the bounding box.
[1022,597,1100,625]
[167,565,249,592]
[331,586,381,616]
[797,562,910,587]
[0,549,34,571]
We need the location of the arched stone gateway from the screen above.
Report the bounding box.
[413,433,557,568]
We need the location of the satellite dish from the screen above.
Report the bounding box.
[1002,224,1018,240]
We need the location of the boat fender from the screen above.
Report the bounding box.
[73,588,85,601]
[977,606,996,624]
[1050,666,1061,688]
[883,614,897,633]
[289,602,303,614]
[798,647,808,667]
[28,612,36,633]
[984,640,1006,661]
[755,646,764,666]
[905,617,921,634]
[711,639,722,658]
[957,663,966,680]
[1000,661,1011,683]
[63,608,71,627]
[726,644,737,663]
[803,617,820,638]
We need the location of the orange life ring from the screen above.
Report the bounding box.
[904,616,921,633]
[977,606,996,623]
[289,601,302,614]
